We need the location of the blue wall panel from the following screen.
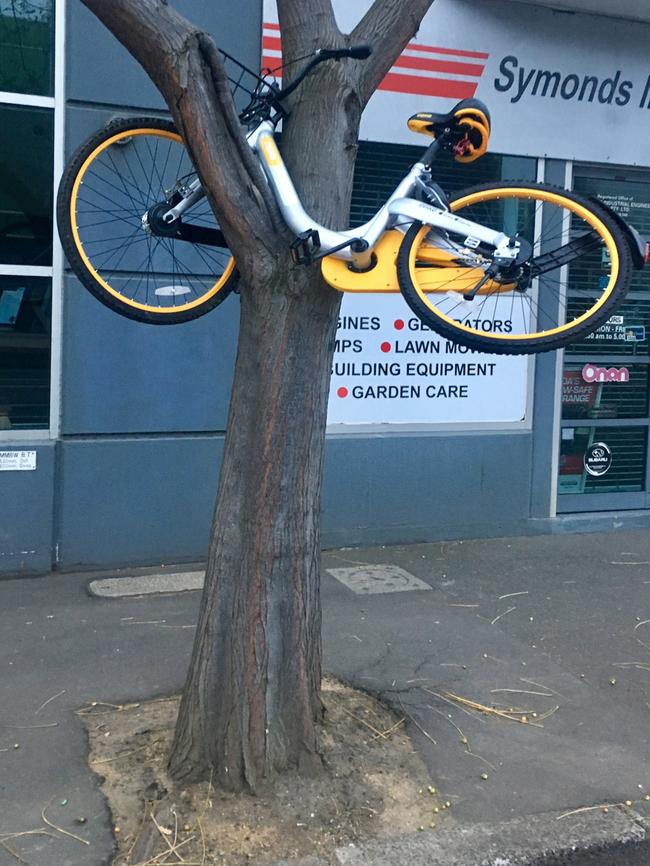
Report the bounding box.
[322,432,533,547]
[61,275,238,435]
[57,436,223,569]
[56,432,533,571]
[0,442,55,576]
[66,0,262,109]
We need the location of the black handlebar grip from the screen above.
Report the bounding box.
[318,45,373,61]
[348,44,372,59]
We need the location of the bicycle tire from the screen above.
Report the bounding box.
[396,181,633,354]
[57,117,237,325]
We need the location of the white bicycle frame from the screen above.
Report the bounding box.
[163,119,519,271]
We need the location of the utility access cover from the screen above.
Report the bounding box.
[326,564,431,595]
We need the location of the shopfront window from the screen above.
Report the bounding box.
[0,104,53,265]
[558,167,650,506]
[0,0,54,97]
[0,0,53,433]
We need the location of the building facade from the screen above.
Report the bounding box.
[2,0,650,576]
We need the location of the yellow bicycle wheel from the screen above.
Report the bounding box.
[397,181,633,354]
[57,117,236,324]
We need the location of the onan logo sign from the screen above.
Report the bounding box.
[581,363,630,383]
[493,56,650,108]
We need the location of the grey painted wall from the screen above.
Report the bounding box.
[57,436,223,569]
[0,443,55,575]
[53,0,262,570]
[61,276,238,435]
[61,0,256,437]
[321,432,533,547]
[66,0,262,109]
[55,431,533,571]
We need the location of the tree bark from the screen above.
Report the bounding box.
[79,0,435,792]
[169,264,338,788]
[168,26,362,791]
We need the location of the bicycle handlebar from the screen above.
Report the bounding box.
[275,44,373,101]
[319,45,373,61]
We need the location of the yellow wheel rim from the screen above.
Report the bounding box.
[70,127,235,315]
[408,187,620,341]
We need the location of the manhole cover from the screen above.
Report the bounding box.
[326,564,431,595]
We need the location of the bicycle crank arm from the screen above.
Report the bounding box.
[146,202,226,248]
[172,223,226,247]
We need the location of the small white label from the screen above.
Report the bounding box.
[0,450,37,471]
[464,236,481,249]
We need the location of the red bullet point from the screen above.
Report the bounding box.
[380,341,391,353]
[337,387,348,398]
[394,319,405,330]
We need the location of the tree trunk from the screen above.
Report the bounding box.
[168,264,341,789]
[169,27,364,793]
[79,0,435,795]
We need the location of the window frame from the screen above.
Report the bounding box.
[0,0,64,441]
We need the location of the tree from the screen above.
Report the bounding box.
[80,0,435,792]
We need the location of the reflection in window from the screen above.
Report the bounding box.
[562,363,648,421]
[574,174,650,295]
[566,297,650,357]
[0,275,51,429]
[0,104,53,266]
[351,141,521,227]
[0,0,53,96]
[559,426,647,495]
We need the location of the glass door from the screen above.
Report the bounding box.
[557,166,650,512]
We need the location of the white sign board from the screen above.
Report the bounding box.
[0,450,37,471]
[263,0,650,165]
[327,294,528,426]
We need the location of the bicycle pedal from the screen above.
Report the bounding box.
[290,229,321,266]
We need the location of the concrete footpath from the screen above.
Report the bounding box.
[2,530,650,865]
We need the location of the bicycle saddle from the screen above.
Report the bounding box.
[407,98,491,163]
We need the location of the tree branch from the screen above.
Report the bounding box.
[352,0,436,108]
[80,0,286,273]
[277,0,340,64]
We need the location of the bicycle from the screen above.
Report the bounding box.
[57,44,648,354]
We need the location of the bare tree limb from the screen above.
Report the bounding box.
[352,0,436,108]
[277,0,341,73]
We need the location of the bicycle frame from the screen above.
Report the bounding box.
[162,119,518,273]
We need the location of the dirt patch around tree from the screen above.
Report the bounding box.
[82,677,452,865]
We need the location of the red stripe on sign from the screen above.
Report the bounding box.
[407,43,489,60]
[379,72,477,99]
[263,35,282,50]
[261,57,283,73]
[394,54,484,78]
[264,22,281,31]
